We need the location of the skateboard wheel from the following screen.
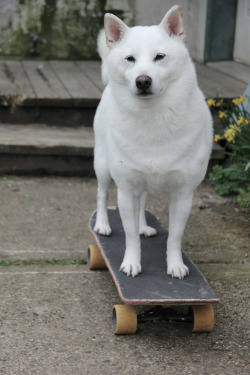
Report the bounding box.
[88,245,107,270]
[192,304,214,332]
[112,305,137,335]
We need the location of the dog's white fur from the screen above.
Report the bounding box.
[93,5,213,279]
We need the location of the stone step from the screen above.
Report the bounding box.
[0,124,94,176]
[0,123,224,176]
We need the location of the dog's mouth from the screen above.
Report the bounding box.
[136,90,153,98]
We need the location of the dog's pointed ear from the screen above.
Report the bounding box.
[160,5,185,41]
[104,13,129,48]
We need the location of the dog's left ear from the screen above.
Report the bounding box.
[160,5,186,41]
[104,13,129,48]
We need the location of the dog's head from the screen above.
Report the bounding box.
[102,5,189,99]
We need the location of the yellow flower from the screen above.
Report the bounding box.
[214,134,223,142]
[232,98,239,105]
[207,98,216,107]
[239,95,246,103]
[219,111,227,119]
[232,96,246,106]
[237,116,244,125]
[224,134,234,143]
[229,124,240,132]
[224,128,237,143]
[215,99,223,107]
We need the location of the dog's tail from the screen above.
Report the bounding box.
[97,30,110,85]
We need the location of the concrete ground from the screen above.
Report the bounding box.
[0,176,249,375]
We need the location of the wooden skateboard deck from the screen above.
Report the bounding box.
[88,208,219,334]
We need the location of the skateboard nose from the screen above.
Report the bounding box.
[136,75,152,90]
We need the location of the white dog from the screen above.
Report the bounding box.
[93,5,213,279]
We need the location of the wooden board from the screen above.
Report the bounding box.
[195,63,247,98]
[49,60,101,99]
[76,61,104,92]
[23,60,70,99]
[89,209,219,305]
[207,61,250,85]
[0,60,102,103]
[0,61,34,97]
[0,60,247,104]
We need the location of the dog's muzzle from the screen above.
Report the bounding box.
[136,75,152,96]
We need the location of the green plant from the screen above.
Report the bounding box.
[209,164,250,195]
[237,187,250,213]
[208,96,250,209]
[0,258,87,266]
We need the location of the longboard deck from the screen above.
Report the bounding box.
[89,208,219,305]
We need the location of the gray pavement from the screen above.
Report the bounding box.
[0,176,249,375]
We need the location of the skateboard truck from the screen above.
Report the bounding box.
[112,304,215,334]
[137,306,193,324]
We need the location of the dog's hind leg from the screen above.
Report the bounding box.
[94,156,112,236]
[139,192,157,237]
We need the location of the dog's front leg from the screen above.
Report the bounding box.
[139,192,157,237]
[94,169,112,236]
[167,189,193,279]
[118,189,141,277]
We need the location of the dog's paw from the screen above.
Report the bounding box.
[167,263,189,279]
[120,261,141,277]
[139,225,157,237]
[94,222,112,236]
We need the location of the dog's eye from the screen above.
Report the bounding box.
[125,55,136,63]
[154,53,166,62]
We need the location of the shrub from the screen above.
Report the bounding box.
[207,96,250,211]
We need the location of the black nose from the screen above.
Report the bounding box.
[136,75,152,90]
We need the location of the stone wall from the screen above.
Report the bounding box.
[0,0,206,61]
[0,0,135,59]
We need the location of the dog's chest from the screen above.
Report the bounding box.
[109,123,187,172]
[109,133,188,194]
[106,107,197,191]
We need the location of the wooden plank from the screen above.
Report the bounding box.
[50,61,101,99]
[36,61,71,99]
[207,61,250,84]
[196,74,222,98]
[1,60,248,102]
[195,63,247,98]
[22,60,71,99]
[3,60,35,97]
[75,60,103,92]
[0,61,20,95]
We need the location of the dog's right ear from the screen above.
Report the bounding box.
[104,13,129,48]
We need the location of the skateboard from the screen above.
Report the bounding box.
[88,208,219,334]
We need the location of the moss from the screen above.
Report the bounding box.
[0,0,135,59]
[39,0,57,57]
[0,258,87,266]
